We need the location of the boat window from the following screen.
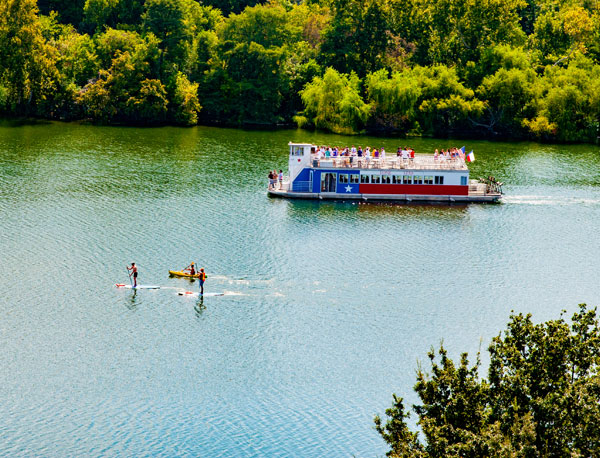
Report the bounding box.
[461,176,467,185]
[414,175,423,184]
[435,175,444,185]
[339,174,348,183]
[291,146,304,156]
[382,175,391,184]
[403,176,412,184]
[392,175,399,184]
[371,175,381,184]
[361,174,370,184]
[350,174,359,184]
[424,176,433,185]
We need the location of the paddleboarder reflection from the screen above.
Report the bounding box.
[125,288,138,310]
[194,296,205,317]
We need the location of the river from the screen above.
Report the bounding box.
[0,121,599,457]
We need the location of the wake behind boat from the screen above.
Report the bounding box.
[268,143,503,203]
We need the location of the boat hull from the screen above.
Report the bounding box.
[268,189,501,203]
[169,270,200,278]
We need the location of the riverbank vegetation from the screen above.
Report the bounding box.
[375,304,600,457]
[1,0,599,141]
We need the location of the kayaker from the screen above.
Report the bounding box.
[184,262,196,276]
[198,268,206,295]
[127,263,138,287]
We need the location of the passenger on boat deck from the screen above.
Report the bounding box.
[401,147,409,160]
[397,147,402,156]
[351,145,357,155]
[278,169,283,188]
[410,148,415,160]
[357,146,363,157]
[374,148,379,158]
[268,170,274,189]
[381,148,386,159]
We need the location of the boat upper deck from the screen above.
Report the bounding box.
[309,153,469,171]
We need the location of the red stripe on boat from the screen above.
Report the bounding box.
[359,184,468,196]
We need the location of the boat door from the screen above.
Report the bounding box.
[321,172,337,192]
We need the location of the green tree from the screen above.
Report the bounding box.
[171,72,201,125]
[365,69,422,134]
[319,0,401,77]
[393,0,526,67]
[0,0,59,114]
[297,67,370,134]
[375,304,600,458]
[142,0,196,73]
[529,5,595,66]
[78,34,163,123]
[524,56,600,142]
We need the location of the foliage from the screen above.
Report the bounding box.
[0,0,59,115]
[375,304,600,458]
[299,67,370,134]
[2,0,600,139]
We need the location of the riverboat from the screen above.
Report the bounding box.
[268,143,502,203]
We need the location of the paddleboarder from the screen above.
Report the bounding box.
[127,263,138,287]
[198,268,206,295]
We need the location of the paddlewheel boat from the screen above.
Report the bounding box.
[268,143,503,203]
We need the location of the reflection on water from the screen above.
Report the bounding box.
[1,121,599,457]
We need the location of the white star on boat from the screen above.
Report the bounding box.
[345,185,352,192]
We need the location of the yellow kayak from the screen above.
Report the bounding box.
[169,270,199,278]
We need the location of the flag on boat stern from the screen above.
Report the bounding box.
[466,150,475,162]
[459,146,465,160]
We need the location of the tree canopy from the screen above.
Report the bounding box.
[0,0,599,139]
[375,304,600,457]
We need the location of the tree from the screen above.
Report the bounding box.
[529,6,595,66]
[0,0,58,114]
[171,72,201,125]
[142,0,196,73]
[375,304,600,457]
[297,67,370,134]
[319,0,402,77]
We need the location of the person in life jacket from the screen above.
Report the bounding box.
[198,268,206,295]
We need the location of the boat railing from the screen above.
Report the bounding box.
[310,154,467,171]
[469,180,502,196]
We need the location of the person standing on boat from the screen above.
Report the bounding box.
[198,268,206,295]
[278,170,283,189]
[127,263,138,287]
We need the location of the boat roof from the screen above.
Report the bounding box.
[311,154,469,171]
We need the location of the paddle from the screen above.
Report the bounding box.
[127,265,133,287]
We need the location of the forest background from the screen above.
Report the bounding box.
[1,0,599,142]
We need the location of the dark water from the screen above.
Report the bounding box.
[0,121,599,457]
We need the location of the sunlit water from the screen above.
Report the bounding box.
[0,121,599,457]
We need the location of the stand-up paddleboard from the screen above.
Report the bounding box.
[116,284,161,289]
[177,291,224,297]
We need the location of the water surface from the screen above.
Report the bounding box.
[0,122,599,457]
